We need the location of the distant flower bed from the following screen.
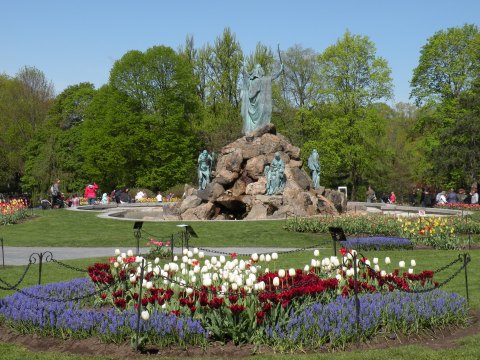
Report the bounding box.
[286,214,480,250]
[341,236,412,251]
[0,249,468,351]
[0,199,29,225]
[435,203,480,211]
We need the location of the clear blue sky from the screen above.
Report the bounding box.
[2,0,479,104]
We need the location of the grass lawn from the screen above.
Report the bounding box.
[0,209,479,359]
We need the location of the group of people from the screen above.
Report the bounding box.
[432,187,478,206]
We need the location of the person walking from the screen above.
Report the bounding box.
[50,179,61,208]
[389,191,396,204]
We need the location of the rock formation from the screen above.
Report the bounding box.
[179,124,347,220]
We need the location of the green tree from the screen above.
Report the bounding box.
[21,83,96,196]
[0,67,54,192]
[317,31,393,199]
[410,24,480,105]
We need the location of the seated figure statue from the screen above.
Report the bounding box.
[266,152,286,195]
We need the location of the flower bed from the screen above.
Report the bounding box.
[435,203,480,211]
[0,199,29,225]
[341,236,412,251]
[286,214,480,249]
[0,250,468,351]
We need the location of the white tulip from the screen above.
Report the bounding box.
[272,277,280,287]
[141,310,150,321]
[251,253,259,261]
[304,264,310,272]
[311,259,317,267]
[186,287,193,295]
[385,257,391,265]
[246,278,254,287]
[117,256,122,263]
[193,247,199,254]
[211,257,218,265]
[220,255,226,263]
[336,274,343,281]
[380,270,387,277]
[121,253,126,259]
[314,249,320,257]
[113,262,119,268]
[153,266,160,275]
[399,261,405,268]
[127,250,133,257]
[278,269,286,278]
[410,259,416,267]
[331,256,340,267]
[190,275,197,283]
[373,257,379,265]
[173,256,178,262]
[183,248,188,255]
[163,264,170,272]
[264,267,270,274]
[212,273,219,281]
[250,266,257,274]
[259,254,265,262]
[235,277,243,287]
[182,256,188,263]
[374,265,380,272]
[239,260,246,270]
[203,277,212,287]
[114,249,121,255]
[154,257,160,264]
[146,281,153,290]
[129,274,136,283]
[199,251,205,259]
[265,255,271,262]
[187,251,193,258]
[288,268,296,277]
[248,273,257,282]
[408,268,414,274]
[272,253,278,260]
[231,283,238,291]
[181,269,188,275]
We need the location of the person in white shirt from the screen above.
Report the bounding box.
[156,191,163,202]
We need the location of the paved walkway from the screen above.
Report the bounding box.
[0,247,300,266]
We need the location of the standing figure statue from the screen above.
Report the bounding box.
[266,152,286,195]
[307,149,321,189]
[197,150,213,190]
[241,59,283,135]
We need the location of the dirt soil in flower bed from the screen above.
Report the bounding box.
[0,309,479,359]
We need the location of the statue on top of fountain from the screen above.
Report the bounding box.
[240,61,283,135]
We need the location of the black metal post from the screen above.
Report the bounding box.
[135,258,145,351]
[170,234,174,261]
[0,237,4,268]
[352,253,360,334]
[463,253,470,305]
[38,253,44,285]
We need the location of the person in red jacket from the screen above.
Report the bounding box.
[389,191,396,204]
[84,183,99,205]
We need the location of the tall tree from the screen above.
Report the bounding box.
[317,31,393,199]
[0,68,54,192]
[410,24,480,105]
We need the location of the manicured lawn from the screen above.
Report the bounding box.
[0,209,326,248]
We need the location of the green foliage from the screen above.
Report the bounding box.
[411,24,480,105]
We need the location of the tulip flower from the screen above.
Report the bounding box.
[399,261,405,268]
[278,269,286,278]
[259,254,265,262]
[373,258,379,264]
[272,277,280,287]
[127,250,133,257]
[272,253,278,260]
[288,268,296,277]
[410,259,416,267]
[251,253,259,261]
[314,249,320,257]
[265,255,271,262]
[141,310,150,321]
[385,257,391,265]
[115,249,121,255]
[408,268,414,274]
